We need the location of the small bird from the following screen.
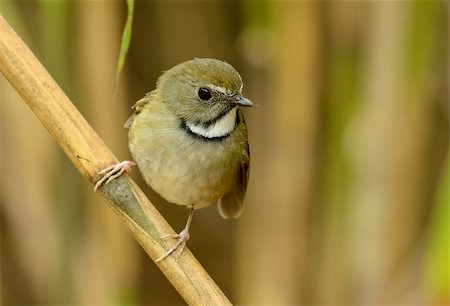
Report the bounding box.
[95,58,252,261]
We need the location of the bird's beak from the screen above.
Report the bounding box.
[232,95,253,107]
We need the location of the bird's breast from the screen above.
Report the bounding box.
[128,108,241,208]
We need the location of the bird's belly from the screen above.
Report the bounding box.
[130,136,237,208]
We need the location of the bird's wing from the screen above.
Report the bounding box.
[124,91,155,129]
[218,141,250,219]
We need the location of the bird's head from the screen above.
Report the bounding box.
[156,58,253,126]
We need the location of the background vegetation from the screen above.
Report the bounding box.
[1,1,448,305]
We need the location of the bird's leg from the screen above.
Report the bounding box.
[94,160,137,191]
[156,206,195,262]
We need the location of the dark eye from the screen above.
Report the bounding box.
[198,88,212,101]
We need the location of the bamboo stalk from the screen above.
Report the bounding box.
[0,15,231,306]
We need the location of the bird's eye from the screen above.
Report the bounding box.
[198,88,212,101]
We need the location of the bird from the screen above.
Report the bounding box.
[94,58,252,261]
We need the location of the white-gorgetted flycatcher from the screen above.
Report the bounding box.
[95,58,252,261]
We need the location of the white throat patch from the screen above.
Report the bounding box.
[187,107,237,139]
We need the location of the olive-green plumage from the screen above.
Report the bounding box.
[127,58,251,219]
[95,58,252,260]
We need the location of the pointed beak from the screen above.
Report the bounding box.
[232,95,253,107]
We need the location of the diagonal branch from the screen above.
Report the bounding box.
[0,15,231,306]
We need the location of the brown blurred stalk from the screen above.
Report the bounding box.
[73,1,139,304]
[349,2,447,304]
[0,15,230,306]
[237,2,321,304]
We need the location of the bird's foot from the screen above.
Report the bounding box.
[94,160,136,191]
[156,227,191,262]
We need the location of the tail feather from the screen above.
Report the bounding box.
[217,196,244,219]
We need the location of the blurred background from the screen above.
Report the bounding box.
[1,1,448,305]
